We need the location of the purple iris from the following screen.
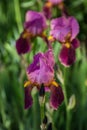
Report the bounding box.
[24,49,64,110]
[50,16,80,67]
[16,11,47,55]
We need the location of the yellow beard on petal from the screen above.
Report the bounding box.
[51,81,59,87]
[48,35,55,42]
[24,81,31,87]
[65,42,71,48]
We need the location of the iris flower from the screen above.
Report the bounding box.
[50,16,80,66]
[24,49,64,110]
[16,11,47,54]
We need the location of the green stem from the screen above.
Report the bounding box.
[40,103,45,124]
[14,0,23,33]
[40,99,45,130]
[62,68,70,130]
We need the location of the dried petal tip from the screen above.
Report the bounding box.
[47,123,52,130]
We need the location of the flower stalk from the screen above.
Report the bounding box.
[62,67,70,130]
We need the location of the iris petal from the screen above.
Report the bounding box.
[27,49,54,84]
[16,36,30,55]
[50,85,64,110]
[24,86,33,109]
[72,39,80,49]
[50,16,79,42]
[59,45,76,67]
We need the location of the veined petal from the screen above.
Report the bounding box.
[24,85,33,109]
[59,45,76,67]
[27,49,55,85]
[50,85,64,110]
[24,11,47,35]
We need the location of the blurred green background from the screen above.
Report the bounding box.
[0,0,87,130]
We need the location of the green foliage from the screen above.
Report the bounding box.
[0,0,87,130]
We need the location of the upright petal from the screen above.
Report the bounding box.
[50,16,79,42]
[16,36,30,55]
[70,17,79,41]
[45,49,55,67]
[27,49,54,85]
[24,11,47,35]
[24,86,33,109]
[50,17,71,42]
[59,45,76,67]
[50,85,64,110]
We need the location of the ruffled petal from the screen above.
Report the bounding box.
[71,39,80,49]
[45,49,55,67]
[50,85,64,110]
[27,49,54,84]
[24,86,33,109]
[50,17,71,42]
[50,16,79,42]
[59,45,76,67]
[24,11,47,35]
[70,17,79,41]
[16,36,30,55]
